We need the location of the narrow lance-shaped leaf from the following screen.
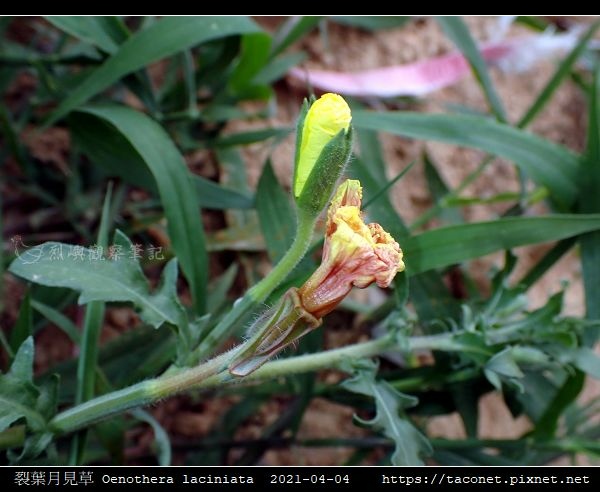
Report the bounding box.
[437,16,506,122]
[403,214,600,275]
[353,110,579,208]
[46,16,260,124]
[580,66,600,344]
[256,160,295,263]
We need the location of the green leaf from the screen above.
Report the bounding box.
[353,110,579,208]
[46,16,260,124]
[256,160,295,262]
[130,409,172,466]
[45,16,123,53]
[72,112,253,210]
[253,52,306,85]
[207,264,239,315]
[30,300,81,344]
[10,290,32,356]
[452,382,478,438]
[0,338,53,434]
[332,16,411,31]
[75,105,208,313]
[518,21,600,129]
[484,347,525,391]
[229,33,271,93]
[580,66,600,342]
[564,348,600,379]
[8,432,53,463]
[192,177,254,210]
[341,360,431,465]
[349,137,459,320]
[70,184,113,465]
[270,16,322,57]
[0,191,3,317]
[423,152,463,225]
[534,370,585,439]
[215,127,291,148]
[355,128,388,184]
[437,16,506,122]
[403,214,600,276]
[9,231,186,330]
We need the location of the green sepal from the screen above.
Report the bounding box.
[228,288,320,377]
[295,125,354,217]
[292,97,313,196]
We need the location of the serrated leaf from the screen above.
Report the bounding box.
[8,432,53,463]
[341,360,431,465]
[9,231,186,329]
[0,338,55,435]
[483,347,541,391]
[562,348,600,379]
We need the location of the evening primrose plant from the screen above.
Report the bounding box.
[6,91,599,467]
[4,16,600,467]
[6,93,420,462]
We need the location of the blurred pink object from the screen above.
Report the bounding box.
[289,31,580,98]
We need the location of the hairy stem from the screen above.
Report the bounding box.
[47,329,473,437]
[192,211,317,362]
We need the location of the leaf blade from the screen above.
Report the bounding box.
[403,214,600,275]
[76,105,208,313]
[437,16,506,121]
[256,160,295,262]
[9,233,184,330]
[46,16,260,124]
[353,110,579,208]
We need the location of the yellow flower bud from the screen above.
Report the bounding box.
[294,93,352,199]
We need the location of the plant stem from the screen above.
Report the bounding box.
[48,329,472,436]
[49,335,389,435]
[192,211,317,362]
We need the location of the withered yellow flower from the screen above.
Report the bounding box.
[298,179,404,319]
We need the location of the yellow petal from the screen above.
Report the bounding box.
[294,93,351,197]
